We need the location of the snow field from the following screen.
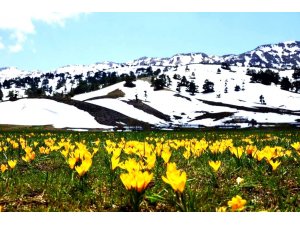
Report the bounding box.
[0,99,112,129]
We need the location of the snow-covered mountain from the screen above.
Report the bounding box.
[35,40,299,72]
[128,41,300,69]
[0,41,299,81]
[0,67,42,80]
[221,41,300,69]
[0,40,300,130]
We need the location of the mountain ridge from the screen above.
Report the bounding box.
[127,40,300,69]
[1,41,300,76]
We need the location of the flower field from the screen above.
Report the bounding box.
[0,128,300,212]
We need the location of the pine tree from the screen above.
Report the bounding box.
[176,82,181,93]
[224,80,228,93]
[292,69,300,80]
[152,75,166,91]
[203,79,214,93]
[292,81,300,93]
[234,85,241,92]
[7,90,17,101]
[0,88,3,101]
[153,69,161,76]
[221,62,231,70]
[187,81,198,95]
[124,75,136,88]
[280,77,292,91]
[146,66,153,76]
[180,76,188,86]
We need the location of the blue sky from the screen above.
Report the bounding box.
[0,12,300,72]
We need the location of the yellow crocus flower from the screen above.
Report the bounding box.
[162,162,187,193]
[145,153,156,170]
[111,155,120,170]
[269,160,281,171]
[74,149,83,161]
[124,141,138,155]
[68,157,77,169]
[39,146,50,154]
[19,138,26,149]
[120,172,133,190]
[161,147,172,163]
[44,138,55,147]
[264,152,274,162]
[120,170,153,193]
[22,151,35,163]
[61,149,69,158]
[8,160,17,169]
[208,160,221,172]
[165,162,177,173]
[183,150,191,160]
[11,141,19,149]
[1,164,8,173]
[192,139,208,157]
[93,139,100,146]
[209,142,219,154]
[228,195,247,212]
[291,142,300,151]
[92,147,99,156]
[246,145,257,156]
[230,146,244,159]
[255,151,265,161]
[75,165,86,177]
[155,143,163,156]
[136,171,153,193]
[75,158,92,177]
[216,206,227,212]
[24,146,33,154]
[284,150,292,157]
[121,158,143,172]
[112,147,122,158]
[242,138,253,145]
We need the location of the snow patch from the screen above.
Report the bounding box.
[0,99,111,129]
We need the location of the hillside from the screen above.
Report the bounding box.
[0,40,300,130]
[72,65,300,128]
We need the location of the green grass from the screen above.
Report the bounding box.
[0,128,300,212]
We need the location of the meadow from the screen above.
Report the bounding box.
[0,128,300,212]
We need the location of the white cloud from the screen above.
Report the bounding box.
[8,31,26,53]
[0,11,81,53]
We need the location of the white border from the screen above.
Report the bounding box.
[0,212,299,225]
[1,0,300,12]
